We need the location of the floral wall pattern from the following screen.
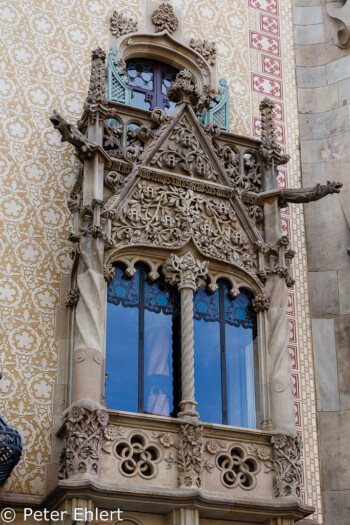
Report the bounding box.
[0,0,322,521]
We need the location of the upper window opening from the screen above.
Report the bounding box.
[105,264,181,417]
[193,281,258,428]
[125,59,179,114]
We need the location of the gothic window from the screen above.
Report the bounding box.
[106,264,181,417]
[193,281,258,428]
[125,59,179,114]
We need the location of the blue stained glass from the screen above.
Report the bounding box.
[193,286,220,322]
[144,278,179,315]
[107,266,139,308]
[224,289,256,330]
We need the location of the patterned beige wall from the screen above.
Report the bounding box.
[0,0,322,521]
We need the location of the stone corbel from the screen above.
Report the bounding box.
[326,1,350,48]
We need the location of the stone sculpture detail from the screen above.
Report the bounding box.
[269,434,302,498]
[49,110,97,159]
[216,444,259,490]
[60,406,108,478]
[110,11,138,38]
[280,181,343,206]
[167,69,200,104]
[152,2,179,34]
[165,424,208,487]
[252,293,270,312]
[326,1,350,48]
[255,237,295,288]
[104,431,161,479]
[190,38,217,65]
[111,182,256,272]
[259,97,289,169]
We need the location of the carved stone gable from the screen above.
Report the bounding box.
[140,104,231,187]
[109,177,257,275]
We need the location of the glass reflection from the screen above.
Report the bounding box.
[193,281,257,428]
[106,264,179,416]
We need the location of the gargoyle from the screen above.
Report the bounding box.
[280,181,342,206]
[49,110,98,159]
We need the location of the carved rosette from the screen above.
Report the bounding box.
[163,252,208,292]
[190,38,217,66]
[110,11,138,38]
[269,434,302,498]
[60,406,109,479]
[152,2,178,34]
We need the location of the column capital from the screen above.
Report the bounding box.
[163,251,209,291]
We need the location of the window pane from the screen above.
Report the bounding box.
[105,302,139,412]
[194,318,222,423]
[131,90,152,110]
[144,310,173,416]
[127,61,154,90]
[226,325,256,428]
[194,286,222,424]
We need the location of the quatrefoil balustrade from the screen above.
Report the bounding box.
[113,432,162,479]
[216,444,259,490]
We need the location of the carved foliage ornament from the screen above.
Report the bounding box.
[163,252,209,291]
[259,97,289,168]
[269,434,302,498]
[110,11,138,38]
[167,69,200,104]
[149,117,219,181]
[60,406,108,479]
[152,2,179,34]
[190,38,217,66]
[165,424,212,487]
[110,182,256,272]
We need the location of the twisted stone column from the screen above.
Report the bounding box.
[163,252,208,419]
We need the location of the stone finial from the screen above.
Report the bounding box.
[86,47,108,106]
[110,11,138,38]
[163,252,208,291]
[152,2,178,34]
[190,38,217,66]
[259,97,289,169]
[167,69,200,104]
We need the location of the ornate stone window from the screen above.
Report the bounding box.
[125,59,179,114]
